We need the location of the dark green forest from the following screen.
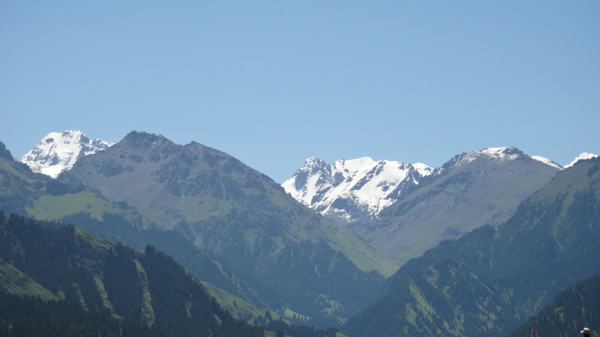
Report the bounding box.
[0,292,172,337]
[508,274,600,337]
[0,211,263,337]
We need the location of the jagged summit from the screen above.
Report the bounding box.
[282,156,432,228]
[19,130,114,178]
[121,131,172,149]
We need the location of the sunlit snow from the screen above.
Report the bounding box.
[19,130,114,178]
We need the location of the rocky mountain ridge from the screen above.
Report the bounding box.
[282,157,432,229]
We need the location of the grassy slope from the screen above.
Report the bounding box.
[0,257,59,300]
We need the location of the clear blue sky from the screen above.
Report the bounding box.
[1,1,599,182]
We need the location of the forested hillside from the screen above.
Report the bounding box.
[508,274,600,337]
[0,292,172,337]
[0,212,264,337]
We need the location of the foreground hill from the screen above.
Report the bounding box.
[342,157,600,337]
[365,147,560,263]
[57,131,398,326]
[508,273,600,337]
[0,212,264,337]
[0,292,172,337]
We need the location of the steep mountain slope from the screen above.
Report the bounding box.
[508,273,600,337]
[342,157,600,337]
[365,147,560,263]
[19,130,114,178]
[58,131,399,326]
[0,213,264,337]
[282,157,432,230]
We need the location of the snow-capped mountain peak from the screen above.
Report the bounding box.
[437,147,526,174]
[565,152,599,168]
[282,156,432,228]
[412,162,434,177]
[20,130,114,178]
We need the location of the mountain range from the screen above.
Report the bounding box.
[2,132,399,328]
[284,147,597,264]
[4,129,600,337]
[14,131,598,266]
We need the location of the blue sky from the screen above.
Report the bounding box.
[1,1,599,183]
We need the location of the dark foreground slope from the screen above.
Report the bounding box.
[342,157,600,337]
[508,273,600,337]
[0,212,264,337]
[58,131,397,326]
[0,292,172,337]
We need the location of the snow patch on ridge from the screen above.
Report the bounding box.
[565,152,599,168]
[531,156,564,170]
